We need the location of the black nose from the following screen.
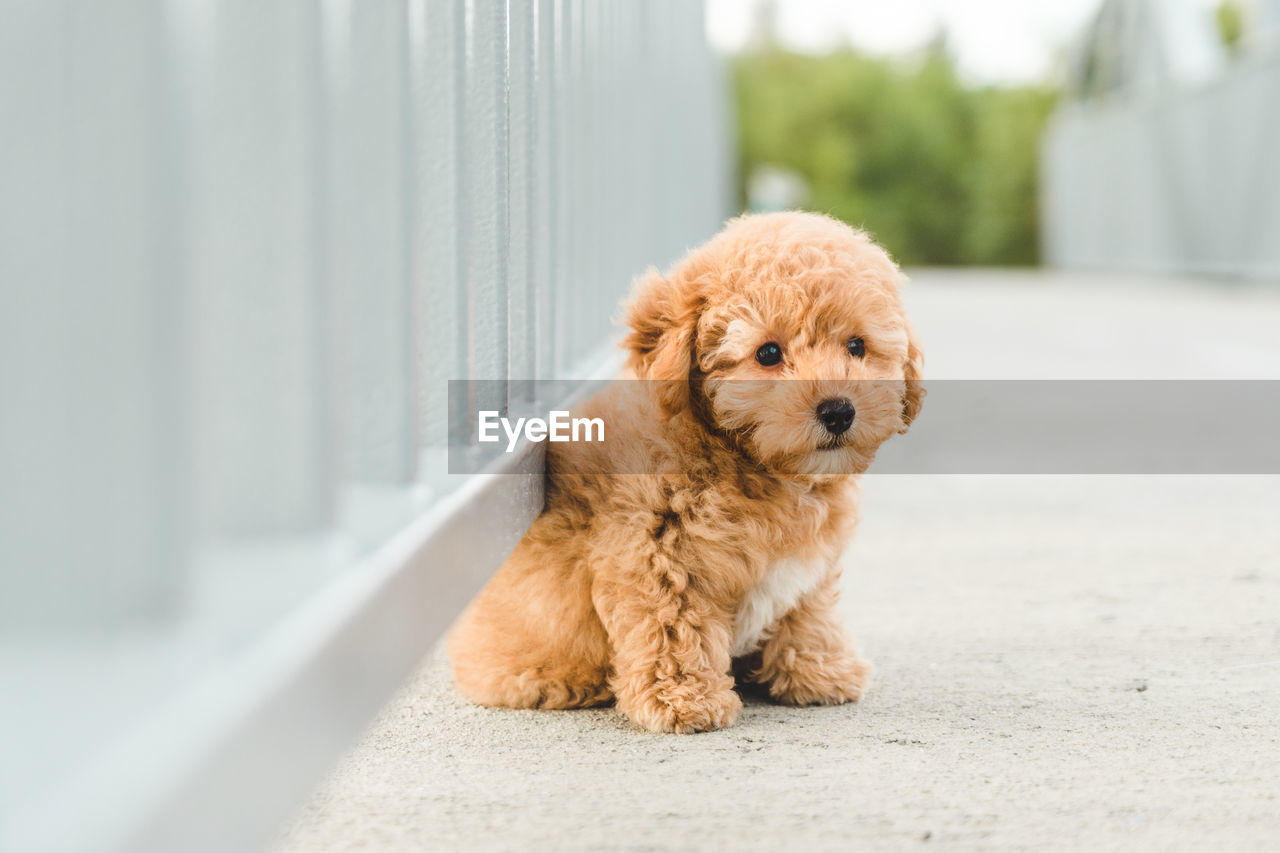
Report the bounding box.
[816,398,855,436]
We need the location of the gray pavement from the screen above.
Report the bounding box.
[274,270,1280,852]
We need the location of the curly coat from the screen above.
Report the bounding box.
[448,211,923,733]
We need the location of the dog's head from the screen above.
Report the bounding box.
[624,211,923,476]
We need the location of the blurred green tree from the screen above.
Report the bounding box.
[732,47,1058,266]
[1215,1,1245,56]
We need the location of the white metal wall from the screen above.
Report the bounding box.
[0,1,729,850]
[1043,2,1280,277]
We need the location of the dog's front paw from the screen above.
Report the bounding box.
[624,685,742,734]
[766,650,871,706]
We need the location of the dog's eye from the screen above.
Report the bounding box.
[847,337,866,359]
[755,342,783,367]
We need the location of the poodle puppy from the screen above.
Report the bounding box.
[448,211,923,733]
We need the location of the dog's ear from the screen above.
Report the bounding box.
[623,267,701,417]
[899,322,924,433]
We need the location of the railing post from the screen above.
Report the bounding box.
[508,0,538,387]
[411,0,465,469]
[322,0,417,488]
[177,0,333,538]
[461,0,511,438]
[0,0,183,629]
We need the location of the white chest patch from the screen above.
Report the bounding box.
[731,556,828,657]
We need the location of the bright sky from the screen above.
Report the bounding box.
[706,0,1108,84]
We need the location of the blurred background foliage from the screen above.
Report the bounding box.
[1216,1,1246,54]
[731,45,1058,267]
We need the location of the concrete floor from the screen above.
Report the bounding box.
[274,270,1280,851]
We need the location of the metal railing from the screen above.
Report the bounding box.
[1042,0,1280,277]
[0,1,730,850]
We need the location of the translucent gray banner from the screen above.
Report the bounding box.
[447,380,1280,475]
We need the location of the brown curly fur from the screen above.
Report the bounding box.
[448,211,923,733]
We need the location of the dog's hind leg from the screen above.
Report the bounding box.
[454,661,612,710]
[448,536,612,710]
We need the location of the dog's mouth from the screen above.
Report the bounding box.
[817,438,847,452]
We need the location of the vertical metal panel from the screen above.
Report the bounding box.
[0,0,182,629]
[507,0,537,385]
[1045,48,1280,276]
[616,3,644,299]
[1244,67,1280,272]
[461,0,509,399]
[628,0,659,284]
[553,0,580,374]
[178,0,332,537]
[409,0,464,458]
[323,0,416,484]
[579,0,601,371]
[533,0,559,383]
